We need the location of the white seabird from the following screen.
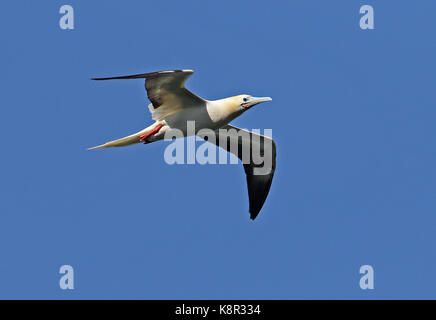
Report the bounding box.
[89,70,276,220]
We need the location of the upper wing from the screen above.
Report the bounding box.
[92,69,205,120]
[205,124,277,220]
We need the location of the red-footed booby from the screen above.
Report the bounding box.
[89,70,276,220]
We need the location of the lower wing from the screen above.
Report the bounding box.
[202,124,277,220]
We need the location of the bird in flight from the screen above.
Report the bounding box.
[89,70,276,220]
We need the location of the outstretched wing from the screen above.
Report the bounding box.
[204,124,276,220]
[92,69,205,120]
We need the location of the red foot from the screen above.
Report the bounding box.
[139,124,164,143]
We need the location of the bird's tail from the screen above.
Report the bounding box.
[88,124,156,150]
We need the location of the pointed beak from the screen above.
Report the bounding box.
[242,96,272,109]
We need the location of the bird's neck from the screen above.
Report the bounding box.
[206,97,242,124]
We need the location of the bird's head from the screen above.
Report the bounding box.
[216,94,272,122]
[238,94,272,110]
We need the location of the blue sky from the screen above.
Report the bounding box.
[1,0,435,299]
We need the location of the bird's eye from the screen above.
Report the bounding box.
[243,97,248,102]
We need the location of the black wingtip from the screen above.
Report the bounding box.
[90,74,147,81]
[90,76,131,80]
[250,211,259,220]
[91,77,115,80]
[90,70,194,81]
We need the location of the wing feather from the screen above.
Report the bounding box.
[92,70,205,120]
[202,124,276,220]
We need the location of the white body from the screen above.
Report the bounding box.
[147,99,244,142]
